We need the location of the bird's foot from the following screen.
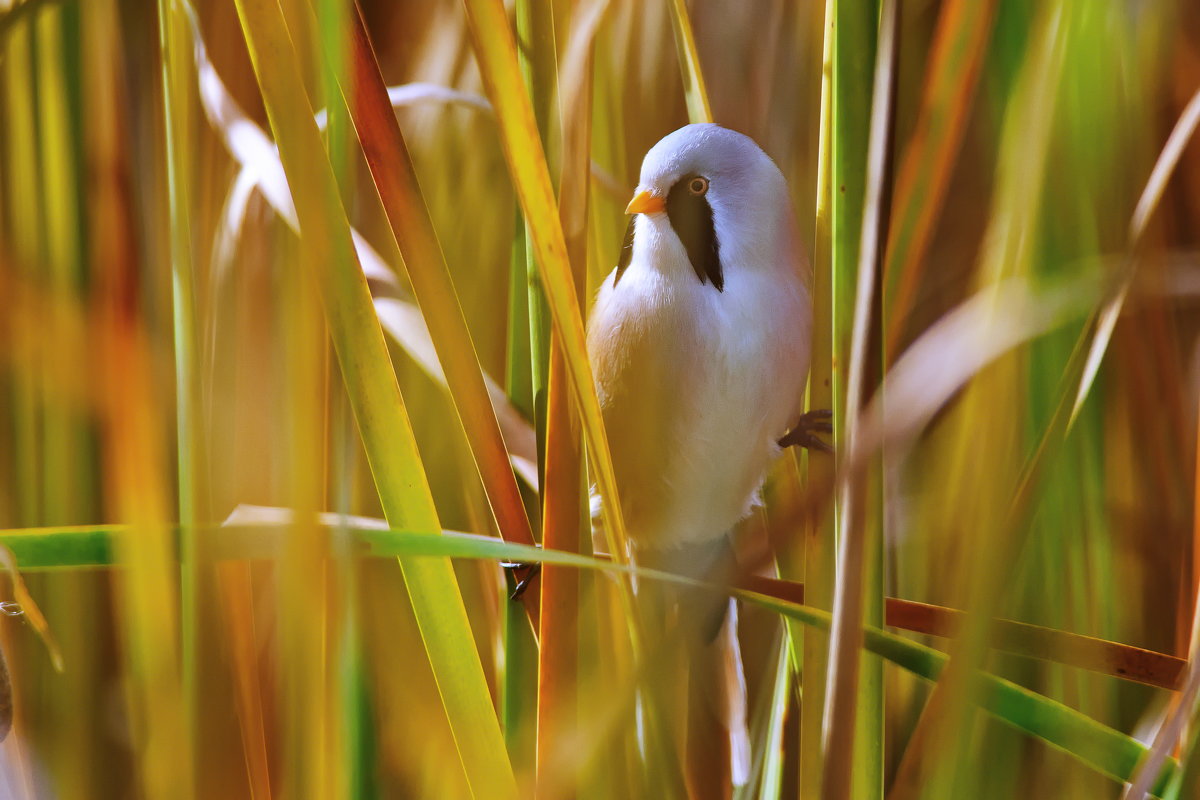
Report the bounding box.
[779,409,833,453]
[500,560,541,601]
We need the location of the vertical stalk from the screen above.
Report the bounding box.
[797,1,836,796]
[536,1,603,794]
[504,206,539,784]
[155,0,203,778]
[507,216,535,422]
[278,232,333,800]
[35,5,100,799]
[508,0,558,781]
[503,572,539,785]
[516,0,558,479]
[822,0,893,798]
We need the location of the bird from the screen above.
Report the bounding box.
[586,123,827,798]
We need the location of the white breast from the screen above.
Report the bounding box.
[587,220,810,551]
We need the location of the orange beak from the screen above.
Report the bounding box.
[625,190,666,215]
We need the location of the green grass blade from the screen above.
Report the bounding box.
[4,513,1186,690]
[0,521,1179,795]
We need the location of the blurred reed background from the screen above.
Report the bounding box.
[2,0,1200,798]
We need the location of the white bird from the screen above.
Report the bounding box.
[587,123,826,797]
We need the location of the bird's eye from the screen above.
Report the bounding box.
[687,176,709,196]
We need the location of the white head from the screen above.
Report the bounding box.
[619,124,797,292]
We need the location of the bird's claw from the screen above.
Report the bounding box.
[779,409,833,453]
[501,560,541,601]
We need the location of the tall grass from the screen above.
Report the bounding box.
[1,1,1200,798]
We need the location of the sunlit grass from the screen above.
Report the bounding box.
[2,1,1200,799]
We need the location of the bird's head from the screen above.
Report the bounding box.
[623,124,794,292]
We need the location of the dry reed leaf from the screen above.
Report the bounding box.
[313,81,492,128]
[744,576,1185,691]
[1071,87,1200,426]
[855,276,1097,464]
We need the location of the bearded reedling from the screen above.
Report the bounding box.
[588,123,829,796]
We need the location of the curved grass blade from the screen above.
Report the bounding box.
[855,276,1099,460]
[229,0,516,796]
[1069,86,1200,426]
[367,522,1168,797]
[0,520,1176,794]
[665,0,712,123]
[312,82,492,127]
[0,516,1187,691]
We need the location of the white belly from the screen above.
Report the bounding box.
[587,259,809,551]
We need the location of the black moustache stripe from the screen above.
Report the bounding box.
[667,177,723,292]
[613,216,636,287]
